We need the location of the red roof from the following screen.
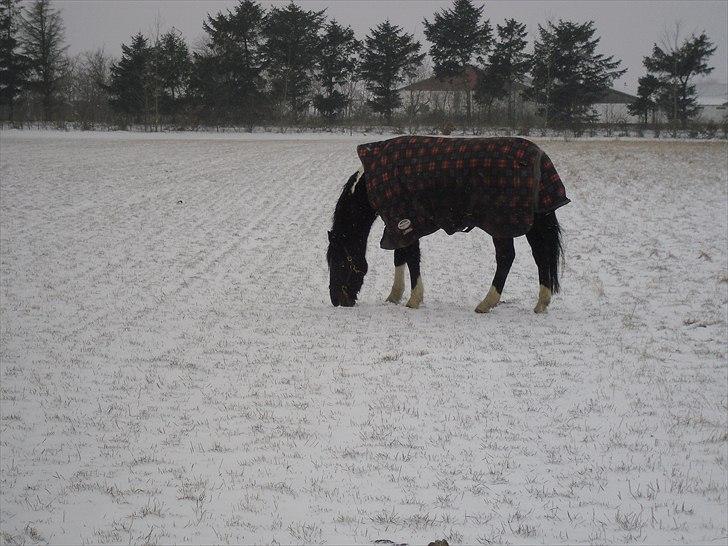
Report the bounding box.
[402,67,480,92]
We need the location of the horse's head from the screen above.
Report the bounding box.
[326,230,368,307]
[326,167,375,307]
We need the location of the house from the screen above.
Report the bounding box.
[695,81,728,123]
[591,87,640,124]
[400,66,532,120]
[399,66,639,123]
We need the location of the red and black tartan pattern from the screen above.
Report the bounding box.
[357,136,569,249]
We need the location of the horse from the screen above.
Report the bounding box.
[326,136,570,313]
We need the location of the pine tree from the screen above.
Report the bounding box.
[524,20,625,129]
[155,30,191,120]
[20,0,67,121]
[359,21,425,124]
[642,31,716,127]
[188,50,220,124]
[263,2,325,122]
[475,18,530,125]
[313,20,359,122]
[628,73,661,125]
[0,0,27,121]
[192,0,266,126]
[108,33,151,124]
[423,0,491,125]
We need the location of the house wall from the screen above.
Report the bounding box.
[593,103,640,124]
[698,104,728,123]
[399,89,536,121]
[400,89,728,126]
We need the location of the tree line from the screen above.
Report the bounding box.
[0,0,719,132]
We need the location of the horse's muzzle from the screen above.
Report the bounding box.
[330,287,354,307]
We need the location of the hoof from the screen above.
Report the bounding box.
[385,293,402,304]
[475,286,500,314]
[405,299,421,309]
[533,303,548,313]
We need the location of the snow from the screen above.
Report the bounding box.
[1,130,727,545]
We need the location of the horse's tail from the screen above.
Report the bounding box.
[532,149,568,294]
[532,211,563,293]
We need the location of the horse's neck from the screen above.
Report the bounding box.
[336,184,376,250]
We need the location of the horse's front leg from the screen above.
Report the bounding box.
[385,249,407,304]
[476,237,514,313]
[404,241,423,309]
[386,242,423,308]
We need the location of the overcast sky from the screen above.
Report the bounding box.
[55,0,727,94]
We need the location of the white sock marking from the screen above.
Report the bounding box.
[386,265,406,303]
[534,284,552,313]
[406,276,424,309]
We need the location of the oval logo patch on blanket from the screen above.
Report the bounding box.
[357,136,570,250]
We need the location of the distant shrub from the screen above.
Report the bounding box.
[440,121,455,135]
[700,121,718,139]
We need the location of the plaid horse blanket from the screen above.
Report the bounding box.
[357,136,570,250]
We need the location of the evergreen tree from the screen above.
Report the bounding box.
[628,73,661,125]
[475,18,530,124]
[642,32,716,127]
[524,20,625,129]
[20,0,67,121]
[0,0,28,121]
[192,0,266,126]
[359,20,425,124]
[313,20,359,122]
[107,33,151,124]
[263,2,325,122]
[423,0,491,124]
[188,49,220,124]
[155,30,191,119]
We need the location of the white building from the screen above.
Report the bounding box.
[695,81,728,123]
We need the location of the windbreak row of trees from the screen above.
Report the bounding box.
[0,0,719,132]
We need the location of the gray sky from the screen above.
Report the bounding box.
[56,0,728,94]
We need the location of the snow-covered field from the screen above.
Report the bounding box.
[1,130,726,545]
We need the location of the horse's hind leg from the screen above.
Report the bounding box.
[476,237,515,313]
[526,211,562,313]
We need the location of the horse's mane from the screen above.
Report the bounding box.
[331,171,366,231]
[328,168,377,264]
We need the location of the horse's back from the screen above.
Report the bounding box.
[357,136,569,250]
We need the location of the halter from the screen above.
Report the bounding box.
[329,231,365,288]
[344,251,365,275]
